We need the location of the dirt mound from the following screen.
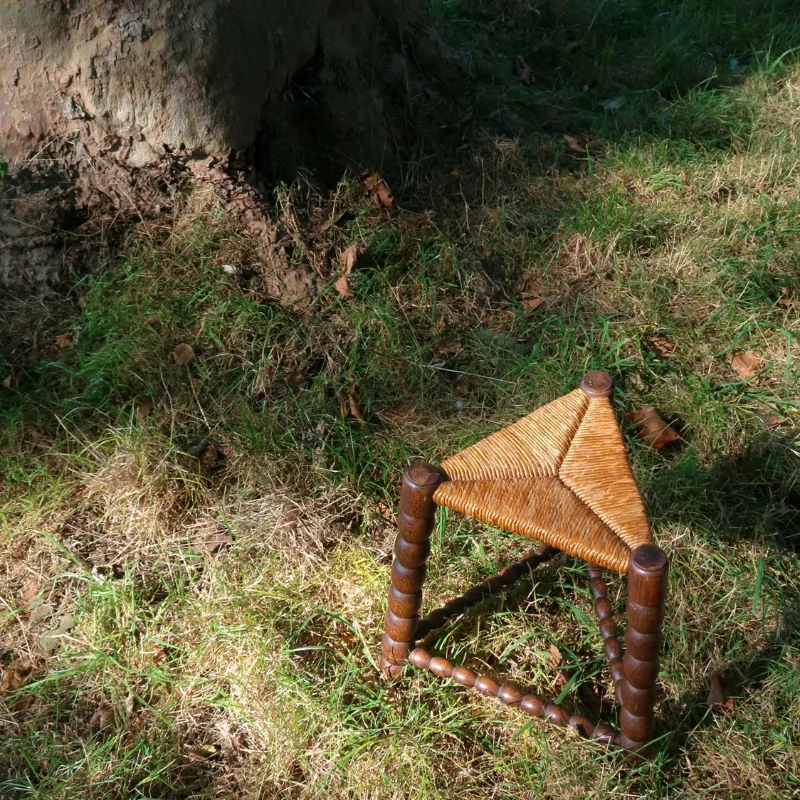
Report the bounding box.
[0,0,461,296]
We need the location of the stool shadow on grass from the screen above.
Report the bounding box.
[645,429,800,760]
[413,555,625,731]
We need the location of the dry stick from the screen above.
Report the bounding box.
[415,543,558,640]
[409,647,619,746]
[587,563,626,703]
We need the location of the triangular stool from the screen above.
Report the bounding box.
[380,371,668,754]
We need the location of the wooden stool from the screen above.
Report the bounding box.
[380,371,668,755]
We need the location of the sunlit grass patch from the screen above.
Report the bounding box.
[2,2,800,797]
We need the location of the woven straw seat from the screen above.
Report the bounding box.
[434,372,651,573]
[380,371,669,756]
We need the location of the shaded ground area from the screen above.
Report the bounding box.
[1,1,800,797]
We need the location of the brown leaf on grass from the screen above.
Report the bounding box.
[90,703,117,733]
[728,350,762,380]
[434,336,463,357]
[756,404,784,429]
[563,134,585,154]
[347,386,367,426]
[520,297,544,312]
[0,662,34,696]
[2,375,11,388]
[341,244,359,276]
[624,406,681,450]
[136,399,154,421]
[514,55,533,85]
[376,502,395,522]
[335,275,355,299]
[777,288,798,309]
[199,443,224,473]
[20,575,39,607]
[318,204,351,233]
[314,420,328,438]
[707,672,734,712]
[55,332,73,350]
[193,524,232,555]
[360,171,393,210]
[170,343,195,365]
[647,335,677,359]
[284,370,308,390]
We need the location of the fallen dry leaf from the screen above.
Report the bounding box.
[549,644,568,689]
[284,370,307,390]
[624,406,681,450]
[514,55,533,85]
[707,672,734,712]
[756,404,784,429]
[520,297,544,312]
[777,288,797,309]
[347,386,367,426]
[0,662,34,696]
[199,443,223,472]
[171,343,196,366]
[319,206,350,232]
[563,134,585,154]
[728,350,762,380]
[341,244,359,275]
[376,502,395,522]
[20,575,39,607]
[434,336,463,357]
[136,399,154,421]
[55,332,73,350]
[336,275,355,299]
[90,703,116,733]
[360,171,393,210]
[198,529,232,555]
[648,335,677,359]
[193,520,232,555]
[2,375,11,388]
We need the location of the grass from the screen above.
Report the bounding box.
[1,0,800,796]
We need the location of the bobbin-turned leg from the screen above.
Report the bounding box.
[619,544,668,753]
[588,564,625,704]
[380,463,443,677]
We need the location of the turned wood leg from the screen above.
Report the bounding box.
[380,462,443,677]
[587,564,625,704]
[619,544,668,753]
